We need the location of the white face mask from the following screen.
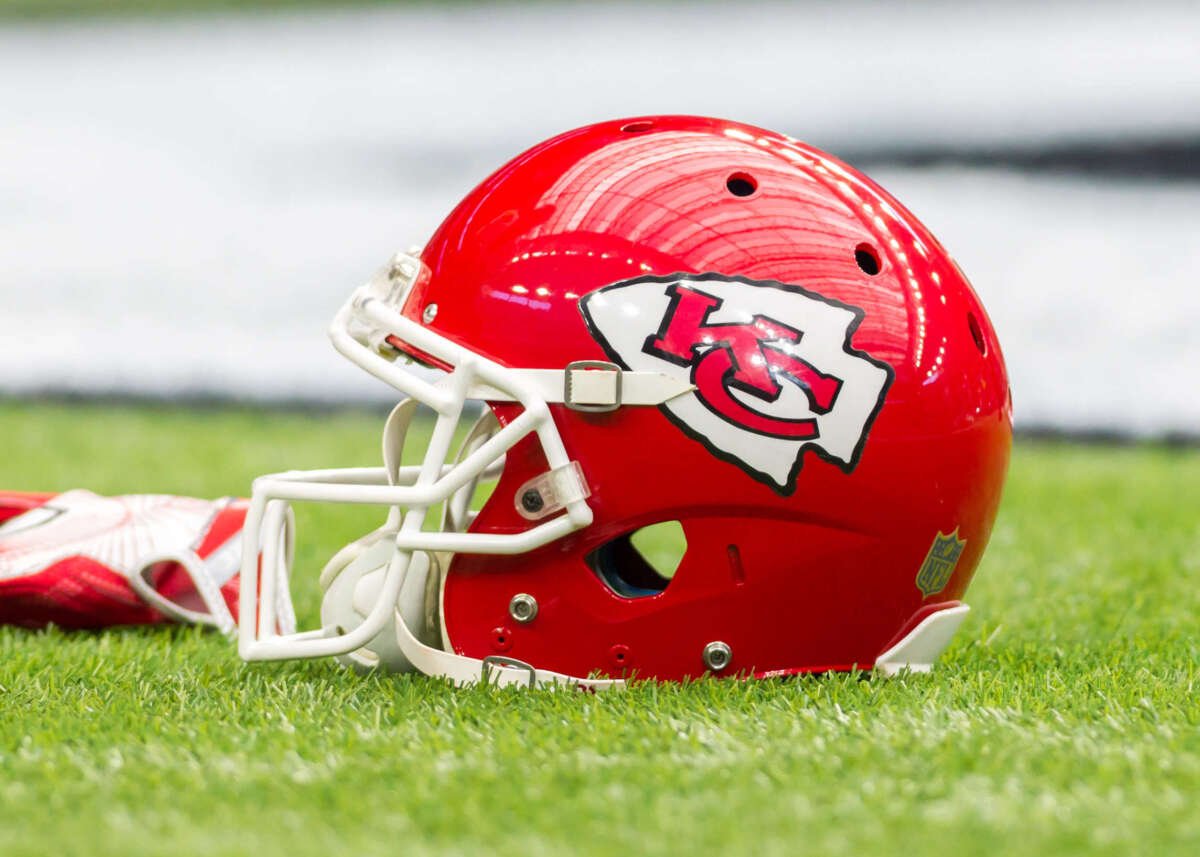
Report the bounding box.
[236,253,690,690]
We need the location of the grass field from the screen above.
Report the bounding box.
[1,400,1197,856]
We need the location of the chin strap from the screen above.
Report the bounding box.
[389,580,625,690]
[324,543,624,690]
[315,404,619,688]
[460,361,692,413]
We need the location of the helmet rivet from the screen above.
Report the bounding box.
[422,303,438,323]
[520,489,544,514]
[508,593,538,624]
[702,641,732,672]
[491,626,514,652]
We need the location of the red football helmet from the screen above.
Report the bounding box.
[239,116,1011,688]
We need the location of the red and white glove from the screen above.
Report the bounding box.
[0,489,294,635]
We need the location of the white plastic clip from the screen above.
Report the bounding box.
[514,461,590,521]
[355,252,425,356]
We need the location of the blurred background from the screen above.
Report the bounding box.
[1,0,1197,439]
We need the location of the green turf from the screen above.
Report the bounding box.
[1,400,1197,856]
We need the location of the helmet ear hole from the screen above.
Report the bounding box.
[588,521,687,598]
[629,521,687,579]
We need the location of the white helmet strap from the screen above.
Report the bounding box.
[460,360,693,412]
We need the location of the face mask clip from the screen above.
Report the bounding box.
[514,462,590,521]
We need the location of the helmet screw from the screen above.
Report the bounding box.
[422,303,438,323]
[520,489,544,514]
[508,593,539,624]
[702,641,732,672]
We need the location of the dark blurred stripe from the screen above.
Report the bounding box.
[360,134,1200,189]
[844,135,1200,181]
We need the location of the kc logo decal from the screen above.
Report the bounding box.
[580,274,893,494]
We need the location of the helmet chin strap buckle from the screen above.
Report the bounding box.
[481,655,537,688]
[455,363,692,409]
[563,360,622,413]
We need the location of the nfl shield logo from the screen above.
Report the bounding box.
[915,530,967,597]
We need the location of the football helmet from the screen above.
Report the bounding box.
[239,116,1011,688]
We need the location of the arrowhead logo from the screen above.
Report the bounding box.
[579,274,893,494]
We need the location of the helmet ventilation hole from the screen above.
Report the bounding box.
[855,243,881,275]
[588,521,687,598]
[726,172,757,197]
[621,120,654,133]
[967,312,987,356]
[727,544,746,585]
